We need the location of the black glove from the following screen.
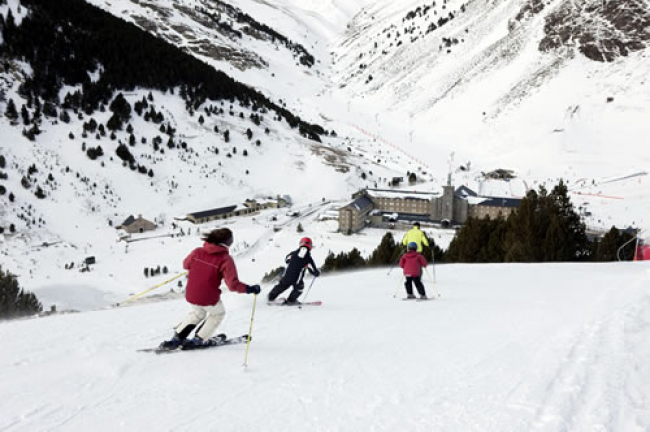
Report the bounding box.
[312,269,320,277]
[246,284,261,295]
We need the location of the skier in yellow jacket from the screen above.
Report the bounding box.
[402,222,429,253]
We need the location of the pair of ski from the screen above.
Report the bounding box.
[402,296,436,302]
[138,334,250,354]
[267,298,322,307]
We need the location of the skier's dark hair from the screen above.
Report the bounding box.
[203,228,233,246]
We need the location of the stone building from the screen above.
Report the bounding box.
[338,186,522,234]
[339,195,374,235]
[467,196,521,220]
[185,196,290,224]
[431,184,470,226]
[186,205,246,224]
[117,215,157,234]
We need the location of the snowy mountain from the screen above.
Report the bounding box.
[2,263,650,430]
[331,0,650,229]
[1,2,650,429]
[0,0,649,309]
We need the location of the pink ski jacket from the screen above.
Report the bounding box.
[183,242,247,306]
[399,251,427,277]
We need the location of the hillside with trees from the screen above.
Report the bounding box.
[0,0,325,142]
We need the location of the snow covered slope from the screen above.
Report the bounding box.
[2,262,649,431]
[1,0,649,313]
[332,0,650,231]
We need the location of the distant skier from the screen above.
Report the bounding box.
[267,237,320,305]
[399,241,428,299]
[402,221,429,253]
[159,228,260,350]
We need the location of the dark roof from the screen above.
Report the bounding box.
[367,188,437,196]
[476,197,521,208]
[350,196,373,212]
[189,205,238,219]
[121,215,135,227]
[455,186,478,198]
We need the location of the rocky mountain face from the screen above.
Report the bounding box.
[538,0,650,62]
[89,0,315,71]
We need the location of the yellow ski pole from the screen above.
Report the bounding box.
[243,293,258,368]
[117,271,188,306]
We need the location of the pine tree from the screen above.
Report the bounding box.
[595,227,620,261]
[0,266,43,320]
[550,181,589,260]
[4,98,18,122]
[321,251,338,273]
[367,232,398,266]
[542,216,564,261]
[347,248,366,268]
[60,110,71,123]
[20,105,29,125]
[262,266,285,282]
[408,172,417,184]
[594,227,635,261]
[504,240,534,262]
[503,190,540,262]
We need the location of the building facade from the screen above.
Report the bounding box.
[117,215,157,234]
[339,195,374,235]
[185,196,290,224]
[339,187,522,234]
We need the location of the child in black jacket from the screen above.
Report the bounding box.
[267,237,320,304]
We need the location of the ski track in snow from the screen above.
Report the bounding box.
[1,263,650,431]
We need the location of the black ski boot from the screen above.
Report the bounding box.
[159,334,184,350]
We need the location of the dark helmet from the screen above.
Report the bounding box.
[299,237,313,250]
[413,222,420,228]
[408,242,418,251]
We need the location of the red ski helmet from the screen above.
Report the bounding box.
[299,237,313,250]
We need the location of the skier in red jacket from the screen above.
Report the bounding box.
[399,241,428,299]
[159,228,260,349]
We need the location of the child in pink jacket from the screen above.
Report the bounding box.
[399,241,428,299]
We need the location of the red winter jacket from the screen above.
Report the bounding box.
[183,242,247,306]
[399,251,427,277]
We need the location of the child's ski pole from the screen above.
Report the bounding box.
[393,276,405,298]
[387,247,405,276]
[299,277,318,309]
[425,267,440,298]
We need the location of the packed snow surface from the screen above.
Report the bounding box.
[2,262,649,431]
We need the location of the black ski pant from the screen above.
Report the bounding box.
[405,276,426,297]
[268,279,304,302]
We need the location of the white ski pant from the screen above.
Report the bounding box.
[176,301,226,340]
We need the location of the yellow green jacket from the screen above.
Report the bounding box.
[402,227,429,252]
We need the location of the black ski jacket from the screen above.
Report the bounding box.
[281,246,319,285]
